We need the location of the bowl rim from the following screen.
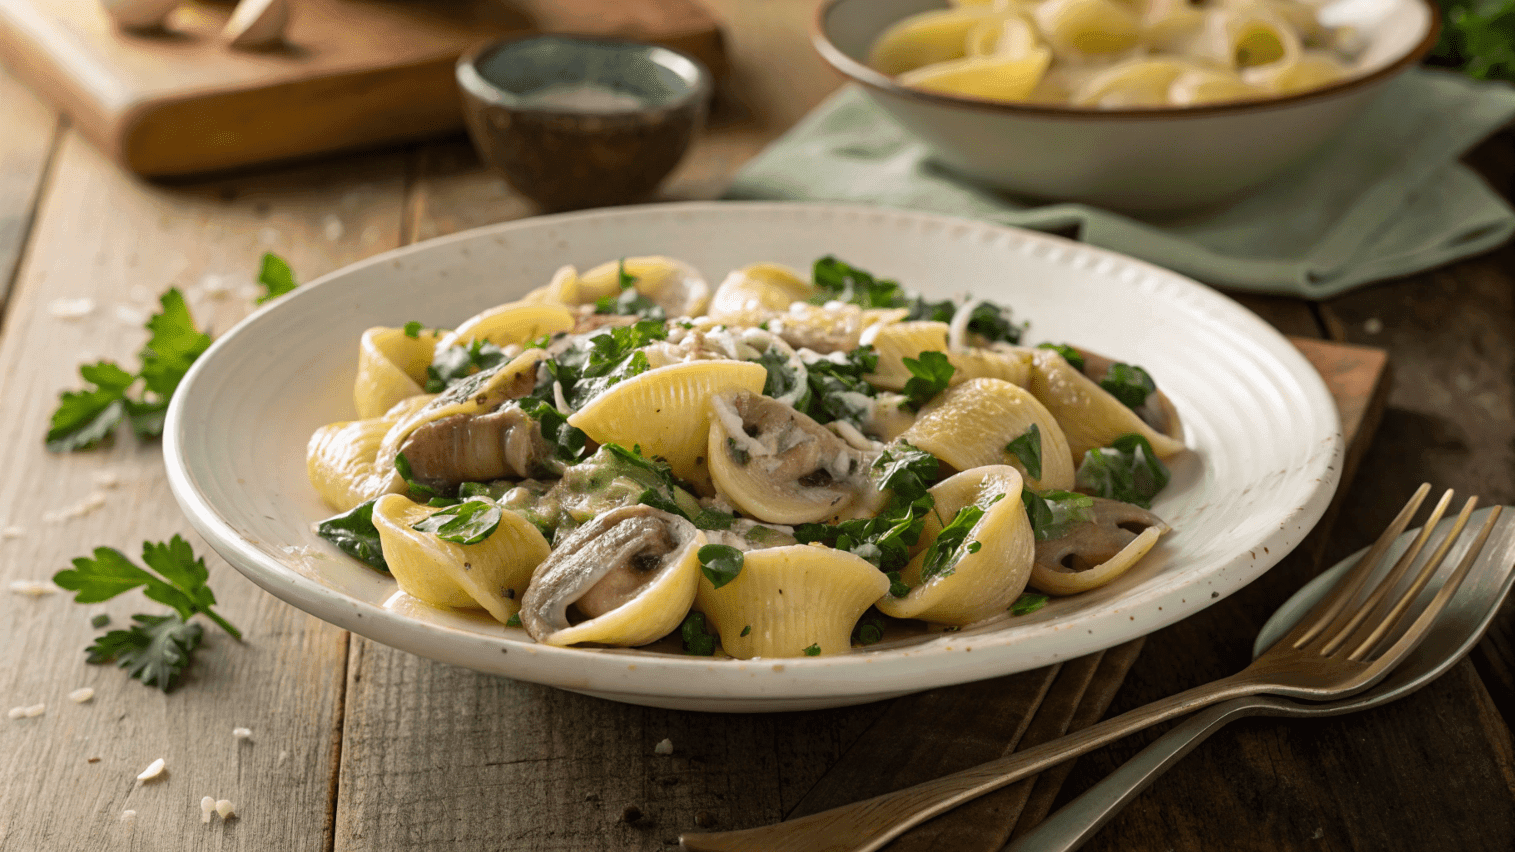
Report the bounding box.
[456,33,713,116]
[812,0,1441,120]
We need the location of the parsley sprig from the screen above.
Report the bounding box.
[794,443,941,576]
[255,252,299,303]
[810,256,1022,344]
[901,351,954,411]
[53,536,242,691]
[755,345,880,430]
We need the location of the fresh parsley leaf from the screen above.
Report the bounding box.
[426,339,509,393]
[141,288,212,399]
[1075,434,1171,509]
[803,643,822,656]
[531,320,668,410]
[964,301,1023,345]
[852,609,886,645]
[906,296,956,324]
[803,346,879,427]
[316,500,389,572]
[403,321,424,338]
[46,361,134,451]
[919,495,1002,583]
[1099,363,1157,410]
[520,399,589,465]
[123,396,171,439]
[1010,592,1050,616]
[1037,342,1085,372]
[698,544,744,589]
[1020,490,1096,541]
[680,611,716,656]
[393,452,438,499]
[1005,424,1043,481]
[505,612,522,627]
[1431,0,1515,82]
[693,508,737,530]
[885,570,910,598]
[811,256,909,308]
[86,613,203,692]
[256,253,298,304]
[793,443,940,572]
[872,442,939,499]
[55,536,241,640]
[618,258,637,290]
[412,498,502,545]
[901,351,954,411]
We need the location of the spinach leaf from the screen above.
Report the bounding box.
[316,499,389,572]
[412,498,503,545]
[1020,490,1095,541]
[426,339,509,393]
[698,544,745,589]
[1099,363,1156,410]
[1075,433,1171,509]
[1005,423,1042,481]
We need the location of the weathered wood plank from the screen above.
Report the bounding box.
[0,66,60,307]
[0,131,406,851]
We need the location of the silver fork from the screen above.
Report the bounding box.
[679,485,1501,852]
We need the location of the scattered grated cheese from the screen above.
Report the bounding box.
[43,492,109,524]
[201,796,216,823]
[9,580,59,596]
[198,273,233,300]
[232,727,252,740]
[654,738,674,755]
[20,704,45,718]
[47,297,96,320]
[136,758,166,781]
[7,706,26,719]
[120,809,136,824]
[277,749,289,764]
[2,525,24,539]
[237,284,262,301]
[114,304,149,326]
[215,800,236,819]
[322,214,345,241]
[68,687,94,704]
[258,226,280,246]
[92,470,122,489]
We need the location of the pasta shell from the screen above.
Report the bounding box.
[1194,5,1301,70]
[582,256,711,318]
[876,465,1034,625]
[965,14,1040,59]
[372,494,551,624]
[707,263,816,327]
[868,7,1004,75]
[566,360,769,490]
[899,378,1075,491]
[898,49,1052,102]
[707,391,880,524]
[1030,498,1169,594]
[1073,58,1189,108]
[437,302,575,352]
[354,325,444,420]
[521,264,581,305]
[1241,51,1349,94]
[308,416,403,512]
[1034,0,1143,60]
[1168,66,1264,106]
[697,544,889,659]
[1027,349,1185,460]
[865,323,1032,390]
[520,505,705,646]
[1144,0,1206,53]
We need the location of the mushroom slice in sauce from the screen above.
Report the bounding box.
[707,391,883,525]
[396,404,556,494]
[1030,498,1170,595]
[520,505,705,647]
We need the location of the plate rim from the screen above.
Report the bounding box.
[163,199,1344,709]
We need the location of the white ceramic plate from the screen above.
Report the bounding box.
[163,202,1342,712]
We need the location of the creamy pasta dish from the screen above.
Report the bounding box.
[307,256,1186,659]
[870,0,1362,108]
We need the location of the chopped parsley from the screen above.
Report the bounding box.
[919,495,1003,583]
[803,643,822,656]
[526,320,668,411]
[316,499,388,571]
[853,609,886,645]
[1005,424,1043,481]
[1099,363,1157,410]
[425,339,509,393]
[794,443,940,573]
[505,612,522,628]
[403,321,424,338]
[393,452,438,499]
[1010,593,1050,616]
[740,625,752,637]
[1076,433,1171,509]
[697,544,744,589]
[810,256,908,308]
[520,399,589,465]
[1021,490,1096,541]
[900,350,954,411]
[411,498,503,545]
[1037,342,1085,372]
[680,611,717,655]
[692,508,737,531]
[754,345,880,431]
[255,252,298,304]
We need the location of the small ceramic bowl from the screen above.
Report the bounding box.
[814,0,1439,212]
[457,36,712,211]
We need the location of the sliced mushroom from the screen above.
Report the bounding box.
[395,404,556,493]
[707,391,883,524]
[1030,498,1171,595]
[520,505,704,647]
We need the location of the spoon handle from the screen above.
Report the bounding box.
[1002,699,1265,852]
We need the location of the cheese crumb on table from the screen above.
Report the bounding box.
[201,796,216,823]
[120,809,136,824]
[20,704,45,717]
[136,758,166,781]
[1,525,24,539]
[47,297,96,319]
[215,800,236,819]
[8,580,58,596]
[92,470,121,489]
[233,727,252,740]
[654,738,674,755]
[7,706,26,719]
[68,687,94,704]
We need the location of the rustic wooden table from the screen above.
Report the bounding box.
[1,3,1512,850]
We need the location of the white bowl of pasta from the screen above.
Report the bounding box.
[163,202,1341,712]
[814,0,1438,211]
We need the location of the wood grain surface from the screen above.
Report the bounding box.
[0,0,1512,848]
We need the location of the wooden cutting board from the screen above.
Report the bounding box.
[0,0,725,178]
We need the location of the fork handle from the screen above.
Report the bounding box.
[1001,698,1265,852]
[679,677,1259,852]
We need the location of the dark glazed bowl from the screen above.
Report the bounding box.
[457,35,712,212]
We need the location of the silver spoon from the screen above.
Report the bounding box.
[1004,504,1515,852]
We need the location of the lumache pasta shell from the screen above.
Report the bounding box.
[581,256,711,318]
[707,263,816,328]
[354,325,444,419]
[900,377,1075,491]
[865,322,1032,390]
[437,301,574,352]
[1027,348,1185,460]
[308,396,436,511]
[696,544,889,659]
[868,6,1005,75]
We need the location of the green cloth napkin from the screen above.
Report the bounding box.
[725,69,1515,298]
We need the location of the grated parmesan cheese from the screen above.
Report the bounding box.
[47,297,96,320]
[201,796,216,823]
[136,758,166,781]
[257,226,280,246]
[653,738,674,755]
[114,304,149,326]
[42,491,109,524]
[121,809,136,824]
[68,688,94,704]
[12,704,46,718]
[1,525,24,539]
[233,727,252,740]
[215,800,236,819]
[92,470,122,489]
[7,706,26,719]
[9,580,59,596]
[322,214,345,241]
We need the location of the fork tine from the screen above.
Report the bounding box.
[1314,489,1456,656]
[1347,503,1500,663]
[1332,495,1476,658]
[1289,483,1431,649]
